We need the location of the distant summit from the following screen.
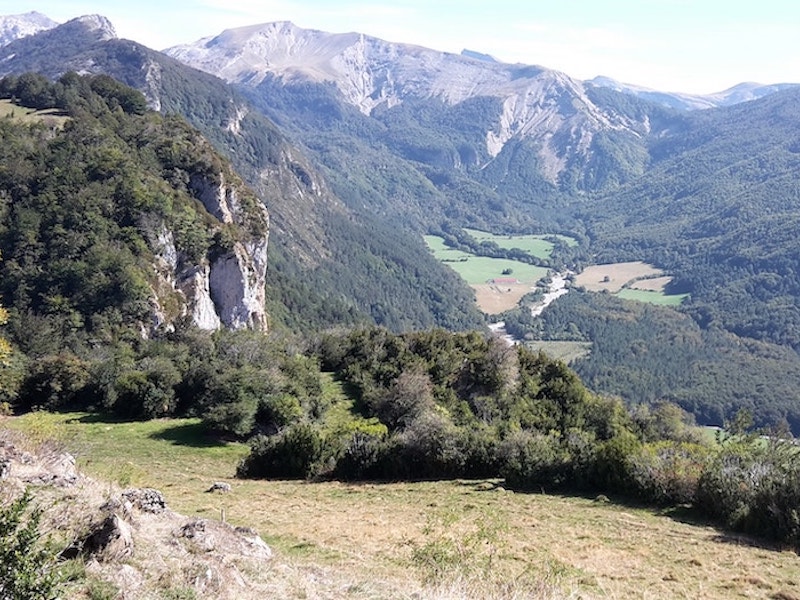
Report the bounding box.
[0,11,57,46]
[460,49,497,63]
[69,14,117,41]
[587,75,800,110]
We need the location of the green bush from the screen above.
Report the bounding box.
[201,367,274,438]
[16,353,90,411]
[588,431,641,492]
[257,393,304,431]
[696,438,800,545]
[112,355,181,419]
[333,430,387,480]
[237,423,325,479]
[500,430,570,491]
[0,490,62,600]
[626,441,709,505]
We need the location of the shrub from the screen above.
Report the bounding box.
[590,431,641,492]
[16,353,90,411]
[256,393,303,431]
[333,430,387,480]
[696,438,800,545]
[201,367,275,438]
[111,355,181,419]
[393,411,466,479]
[0,490,62,600]
[375,368,436,430]
[626,441,709,505]
[500,430,570,491]
[237,423,325,479]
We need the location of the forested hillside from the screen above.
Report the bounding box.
[0,73,271,349]
[530,292,800,431]
[0,18,485,333]
[3,16,800,435]
[587,88,800,350]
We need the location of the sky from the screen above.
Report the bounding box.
[4,0,800,94]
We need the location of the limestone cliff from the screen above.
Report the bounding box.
[192,172,270,331]
[149,170,269,333]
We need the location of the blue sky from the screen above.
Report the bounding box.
[5,0,800,94]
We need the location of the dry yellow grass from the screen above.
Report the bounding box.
[6,413,800,599]
[472,282,532,314]
[0,99,69,128]
[574,262,664,293]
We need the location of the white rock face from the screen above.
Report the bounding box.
[165,22,644,180]
[190,173,270,331]
[209,238,269,331]
[0,11,58,46]
[71,15,117,41]
[147,172,269,333]
[179,265,222,331]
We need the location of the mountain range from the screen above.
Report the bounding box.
[3,11,800,431]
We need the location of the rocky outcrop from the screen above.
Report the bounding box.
[0,430,275,598]
[0,11,57,46]
[191,172,270,332]
[80,514,135,562]
[149,170,270,333]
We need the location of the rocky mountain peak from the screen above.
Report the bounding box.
[0,11,58,46]
[166,22,648,178]
[586,75,800,110]
[70,14,117,41]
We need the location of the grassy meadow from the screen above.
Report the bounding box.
[616,288,690,306]
[5,411,800,599]
[575,262,689,307]
[463,229,578,259]
[424,235,548,285]
[524,340,593,363]
[0,98,69,127]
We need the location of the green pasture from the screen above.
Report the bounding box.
[447,256,547,285]
[423,235,472,260]
[616,288,689,306]
[425,235,548,284]
[4,411,248,490]
[464,228,579,259]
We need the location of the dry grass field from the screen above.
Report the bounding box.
[6,412,800,599]
[574,262,663,293]
[0,99,69,127]
[472,282,533,314]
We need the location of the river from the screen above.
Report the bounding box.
[490,272,570,345]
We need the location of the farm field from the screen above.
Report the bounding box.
[525,340,593,363]
[463,228,578,259]
[630,276,673,292]
[472,282,533,314]
[616,288,690,306]
[425,234,547,289]
[575,262,688,306]
[575,262,663,292]
[5,411,800,600]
